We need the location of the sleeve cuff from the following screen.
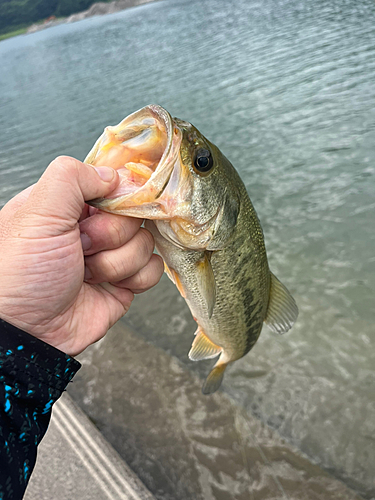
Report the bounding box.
[0,319,82,496]
[0,319,81,392]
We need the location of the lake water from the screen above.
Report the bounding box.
[0,0,374,498]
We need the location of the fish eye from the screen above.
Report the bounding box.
[194,148,213,174]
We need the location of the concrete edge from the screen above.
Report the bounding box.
[52,392,156,500]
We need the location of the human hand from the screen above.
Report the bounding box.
[0,156,163,356]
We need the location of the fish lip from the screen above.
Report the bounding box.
[147,104,174,169]
[87,104,179,211]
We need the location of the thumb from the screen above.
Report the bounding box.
[22,156,119,227]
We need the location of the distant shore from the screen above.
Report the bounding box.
[0,0,156,40]
[27,0,156,33]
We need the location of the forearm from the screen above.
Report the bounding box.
[0,319,81,500]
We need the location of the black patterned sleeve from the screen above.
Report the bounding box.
[0,319,81,500]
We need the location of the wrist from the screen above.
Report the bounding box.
[0,317,81,386]
[0,312,69,356]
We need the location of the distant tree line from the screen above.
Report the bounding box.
[0,0,109,34]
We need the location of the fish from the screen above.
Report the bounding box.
[85,104,298,394]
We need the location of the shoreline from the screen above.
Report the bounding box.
[27,0,156,34]
[0,28,28,41]
[1,0,156,40]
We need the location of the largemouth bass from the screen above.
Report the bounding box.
[85,105,298,394]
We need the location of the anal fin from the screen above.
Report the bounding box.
[188,330,222,361]
[264,272,298,334]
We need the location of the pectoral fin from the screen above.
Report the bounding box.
[196,252,216,318]
[164,262,175,284]
[264,272,298,334]
[164,264,187,298]
[189,329,222,361]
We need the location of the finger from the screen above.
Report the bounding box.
[78,204,90,223]
[78,205,99,223]
[66,282,135,355]
[84,227,155,284]
[79,212,143,255]
[21,156,119,229]
[100,282,135,314]
[113,254,164,293]
[89,206,98,217]
[99,282,135,323]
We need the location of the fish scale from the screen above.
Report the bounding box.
[86,105,298,394]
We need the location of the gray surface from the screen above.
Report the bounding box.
[69,322,365,500]
[24,393,155,500]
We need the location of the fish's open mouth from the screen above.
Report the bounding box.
[85,105,181,215]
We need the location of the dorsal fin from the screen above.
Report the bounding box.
[264,272,298,334]
[188,330,222,361]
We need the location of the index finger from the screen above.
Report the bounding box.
[79,211,143,255]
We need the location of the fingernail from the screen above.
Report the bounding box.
[84,266,93,281]
[94,166,115,182]
[80,233,91,252]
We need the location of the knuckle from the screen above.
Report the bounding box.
[47,156,78,185]
[49,156,81,178]
[155,255,164,278]
[50,155,75,170]
[138,228,154,259]
[92,251,120,282]
[102,253,122,281]
[53,155,72,164]
[109,217,126,247]
[135,256,163,292]
[135,270,149,291]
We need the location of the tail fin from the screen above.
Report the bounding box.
[202,362,227,395]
